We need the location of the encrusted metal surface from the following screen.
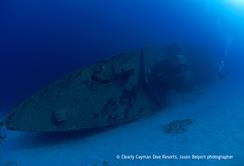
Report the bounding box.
[5,48,162,132]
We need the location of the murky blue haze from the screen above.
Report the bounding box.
[0,0,244,165]
[0,0,243,110]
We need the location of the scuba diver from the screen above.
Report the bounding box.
[217,33,232,80]
[217,60,227,80]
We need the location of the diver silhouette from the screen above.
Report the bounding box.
[217,60,227,80]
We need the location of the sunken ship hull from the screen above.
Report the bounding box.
[5,48,166,132]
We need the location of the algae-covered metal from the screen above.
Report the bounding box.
[5,47,191,132]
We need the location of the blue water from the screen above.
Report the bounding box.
[1,0,244,165]
[0,0,243,110]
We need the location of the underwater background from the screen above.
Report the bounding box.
[1,0,244,110]
[0,0,244,165]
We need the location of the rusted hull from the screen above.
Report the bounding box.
[5,48,161,132]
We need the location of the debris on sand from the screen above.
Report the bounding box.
[163,119,193,134]
[0,120,6,146]
[102,160,110,166]
[4,160,18,166]
[89,160,110,166]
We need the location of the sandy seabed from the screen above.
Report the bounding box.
[1,75,243,166]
